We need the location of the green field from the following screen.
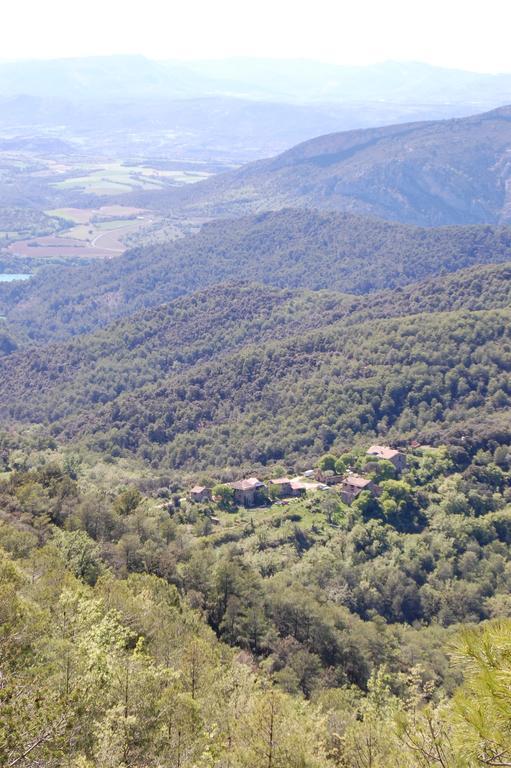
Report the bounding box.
[45,209,86,222]
[62,219,134,241]
[52,162,210,195]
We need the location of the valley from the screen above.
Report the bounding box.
[3,53,511,768]
[0,144,220,272]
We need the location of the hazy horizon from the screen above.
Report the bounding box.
[2,0,511,74]
[0,54,510,77]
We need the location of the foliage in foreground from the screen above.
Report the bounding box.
[4,541,511,767]
[2,438,511,765]
[0,550,331,767]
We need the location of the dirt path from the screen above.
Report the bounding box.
[90,216,153,252]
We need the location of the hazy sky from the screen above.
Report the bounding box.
[2,0,511,73]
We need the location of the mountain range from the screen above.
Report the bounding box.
[1,56,511,106]
[165,106,511,225]
[1,57,511,163]
[3,101,511,469]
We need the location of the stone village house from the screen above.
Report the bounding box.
[227,477,267,507]
[340,473,380,505]
[270,477,307,498]
[366,445,407,473]
[189,485,212,503]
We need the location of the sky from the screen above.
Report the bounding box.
[2,0,511,73]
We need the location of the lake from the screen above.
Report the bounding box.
[0,274,31,282]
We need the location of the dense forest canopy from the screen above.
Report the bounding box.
[1,263,511,470]
[3,208,511,344]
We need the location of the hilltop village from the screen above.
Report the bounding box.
[188,444,406,508]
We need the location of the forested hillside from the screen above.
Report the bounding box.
[35,308,511,468]
[166,105,511,225]
[3,419,511,765]
[2,265,511,469]
[3,208,511,344]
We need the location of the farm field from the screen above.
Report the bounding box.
[51,161,211,194]
[0,146,220,271]
[8,205,154,259]
[46,205,147,223]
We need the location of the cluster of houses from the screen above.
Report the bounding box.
[188,445,407,508]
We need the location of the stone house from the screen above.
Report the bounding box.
[228,477,267,507]
[189,485,212,503]
[270,478,307,498]
[290,480,307,497]
[340,473,380,505]
[270,478,294,497]
[366,445,407,473]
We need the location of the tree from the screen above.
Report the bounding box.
[113,487,142,516]
[370,459,397,483]
[212,483,235,510]
[320,493,341,525]
[452,619,511,766]
[351,490,382,521]
[52,529,103,585]
[318,454,337,472]
[379,479,425,532]
[235,688,332,767]
[340,668,400,768]
[336,452,358,474]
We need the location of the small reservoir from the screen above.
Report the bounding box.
[0,274,31,282]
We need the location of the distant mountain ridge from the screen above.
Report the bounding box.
[188,58,511,104]
[2,57,511,164]
[166,105,511,225]
[0,55,226,101]
[1,56,511,106]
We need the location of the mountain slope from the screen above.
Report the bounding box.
[168,106,511,225]
[2,265,511,469]
[73,307,509,468]
[3,208,511,344]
